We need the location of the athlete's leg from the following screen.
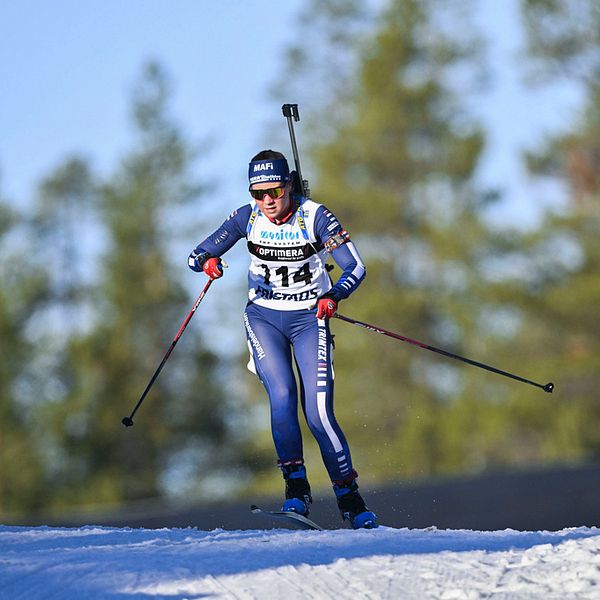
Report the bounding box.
[292,311,378,528]
[291,312,355,482]
[244,303,303,462]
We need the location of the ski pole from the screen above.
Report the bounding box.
[333,313,554,393]
[122,277,215,427]
[282,103,310,198]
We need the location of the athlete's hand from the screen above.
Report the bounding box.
[315,295,337,319]
[203,257,224,280]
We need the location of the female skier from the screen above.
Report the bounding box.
[189,150,377,529]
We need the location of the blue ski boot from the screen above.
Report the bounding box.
[334,479,378,529]
[280,461,312,517]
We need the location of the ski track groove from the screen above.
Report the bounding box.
[489,537,600,599]
[207,573,242,600]
[275,564,320,599]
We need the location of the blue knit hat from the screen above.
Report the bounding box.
[248,158,290,187]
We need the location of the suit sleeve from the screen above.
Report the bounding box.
[188,205,251,272]
[314,205,366,302]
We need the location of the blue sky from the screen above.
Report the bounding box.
[0,0,582,227]
[0,1,304,211]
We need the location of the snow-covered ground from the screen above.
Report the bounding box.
[2,523,599,599]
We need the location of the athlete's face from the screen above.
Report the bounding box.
[250,181,293,221]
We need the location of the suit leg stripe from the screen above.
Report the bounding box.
[317,391,343,453]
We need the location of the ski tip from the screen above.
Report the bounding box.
[249,505,324,530]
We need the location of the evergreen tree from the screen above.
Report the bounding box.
[497,0,600,462]
[0,192,48,513]
[521,0,599,84]
[32,157,96,331]
[41,63,237,510]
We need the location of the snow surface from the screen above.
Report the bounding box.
[2,523,600,599]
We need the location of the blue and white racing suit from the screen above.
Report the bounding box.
[189,196,366,482]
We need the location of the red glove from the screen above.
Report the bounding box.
[316,296,337,319]
[203,257,223,280]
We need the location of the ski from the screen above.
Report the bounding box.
[250,505,324,531]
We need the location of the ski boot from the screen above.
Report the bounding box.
[280,461,312,517]
[334,478,378,529]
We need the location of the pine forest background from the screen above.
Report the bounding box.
[1,0,599,519]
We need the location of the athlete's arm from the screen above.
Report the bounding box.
[314,205,366,302]
[188,205,252,272]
